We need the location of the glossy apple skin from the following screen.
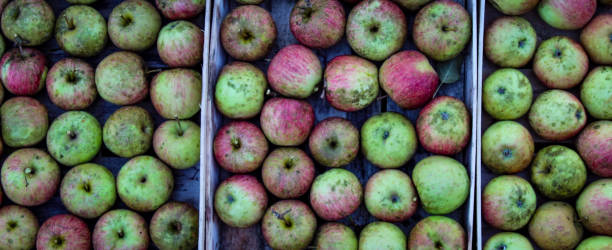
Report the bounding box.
[380,50,439,109]
[156,0,205,19]
[346,0,406,61]
[324,55,379,112]
[1,97,48,147]
[409,216,465,250]
[538,0,596,30]
[529,201,583,250]
[261,148,315,199]
[46,111,102,166]
[577,121,612,177]
[576,236,612,250]
[529,90,586,141]
[213,121,268,173]
[485,17,537,68]
[261,200,317,250]
[117,156,174,212]
[1,148,59,206]
[483,69,533,120]
[214,62,267,119]
[308,117,359,168]
[36,214,90,250]
[0,205,38,249]
[488,0,539,15]
[151,68,202,119]
[576,179,612,236]
[0,48,47,96]
[290,0,345,49]
[533,36,589,89]
[413,0,471,61]
[260,97,315,146]
[103,106,154,158]
[359,222,406,249]
[482,121,534,174]
[413,155,469,214]
[364,169,418,222]
[214,175,267,228]
[153,120,200,170]
[310,168,362,221]
[150,202,199,250]
[46,58,97,110]
[417,96,470,155]
[95,52,148,105]
[361,112,417,168]
[108,0,161,51]
[157,21,203,67]
[484,232,534,250]
[532,145,587,200]
[581,67,612,120]
[1,0,54,46]
[581,14,612,64]
[55,5,107,57]
[315,222,358,250]
[93,209,149,250]
[60,163,116,219]
[482,175,537,231]
[221,5,277,61]
[267,44,322,98]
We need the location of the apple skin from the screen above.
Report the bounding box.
[156,0,205,20]
[315,222,358,250]
[0,47,47,96]
[55,5,107,57]
[214,175,267,228]
[308,117,359,168]
[36,214,90,250]
[529,201,583,250]
[220,5,277,61]
[409,216,466,250]
[1,97,48,147]
[46,111,102,166]
[60,163,116,219]
[310,168,362,221]
[485,17,537,68]
[261,200,317,250]
[150,202,199,250]
[260,97,315,146]
[482,121,534,174]
[413,0,471,61]
[103,106,154,158]
[346,0,407,61]
[364,169,418,222]
[214,61,267,119]
[117,155,174,212]
[46,58,97,110]
[488,0,539,15]
[290,0,345,49]
[157,21,203,67]
[533,36,589,89]
[1,148,59,206]
[393,0,432,10]
[267,44,322,99]
[0,0,9,15]
[151,68,202,119]
[95,51,148,105]
[482,175,537,231]
[324,55,379,112]
[529,90,586,141]
[93,209,149,250]
[576,236,612,250]
[213,121,268,173]
[581,14,612,64]
[577,121,612,177]
[416,96,470,155]
[581,67,612,120]
[261,148,315,199]
[531,145,587,200]
[359,222,405,249]
[0,205,38,249]
[361,112,417,168]
[379,50,439,109]
[153,120,200,170]
[484,232,534,250]
[576,179,612,236]
[483,69,533,120]
[413,155,469,214]
[1,0,54,46]
[108,0,162,51]
[538,0,596,30]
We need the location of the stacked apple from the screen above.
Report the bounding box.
[213,0,473,249]
[482,0,611,249]
[0,0,204,249]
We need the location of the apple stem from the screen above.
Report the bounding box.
[265,89,277,97]
[14,35,24,57]
[175,117,184,136]
[146,68,162,75]
[64,15,74,30]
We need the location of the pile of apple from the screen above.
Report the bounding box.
[481,0,611,249]
[0,0,205,249]
[212,0,474,249]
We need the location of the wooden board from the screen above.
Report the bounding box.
[202,0,478,249]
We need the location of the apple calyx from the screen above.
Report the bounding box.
[7,221,17,231]
[553,48,562,58]
[117,229,125,238]
[440,111,450,120]
[52,236,65,247]
[502,148,512,158]
[495,243,507,250]
[272,209,293,228]
[518,39,526,48]
[170,221,182,233]
[390,193,399,203]
[284,158,295,169]
[67,130,77,140]
[382,131,390,140]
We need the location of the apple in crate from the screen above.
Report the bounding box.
[260,97,314,146]
[93,209,149,250]
[1,97,48,147]
[482,175,536,231]
[487,0,539,15]
[482,69,533,120]
[359,222,406,249]
[581,67,612,120]
[324,55,379,112]
[416,96,470,155]
[0,48,47,96]
[103,106,154,158]
[529,201,583,250]
[484,232,533,250]
[36,214,90,250]
[117,155,174,212]
[261,200,317,250]
[46,111,102,166]
[153,120,200,170]
[581,14,612,65]
[157,21,203,67]
[482,121,534,174]
[0,205,38,249]
[529,90,586,141]
[108,0,161,51]
[364,169,418,222]
[308,117,359,168]
[310,168,362,221]
[1,0,54,46]
[290,0,345,49]
[220,5,277,61]
[46,58,97,110]
[214,175,267,228]
[577,121,612,177]
[485,17,537,68]
[576,179,612,236]
[60,163,116,219]
[315,223,358,250]
[261,148,315,199]
[214,121,268,174]
[95,51,148,105]
[267,44,322,99]
[533,36,589,89]
[538,0,596,30]
[1,148,60,206]
[412,155,469,214]
[150,202,199,250]
[214,62,267,119]
[156,0,205,20]
[361,112,417,168]
[531,145,587,200]
[576,236,612,250]
[409,216,466,249]
[151,68,202,119]
[55,5,107,57]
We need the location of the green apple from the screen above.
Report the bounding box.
[153,120,200,170]
[482,121,534,174]
[314,223,358,250]
[93,209,149,249]
[531,145,587,200]
[581,66,612,120]
[151,68,202,119]
[576,236,612,250]
[488,0,539,15]
[150,202,198,250]
[361,112,417,168]
[95,51,148,105]
[117,155,174,212]
[0,97,48,147]
[0,205,38,249]
[529,89,586,141]
[214,61,267,119]
[529,201,583,250]
[60,163,116,219]
[364,169,418,222]
[485,17,537,68]
[1,148,60,206]
[1,0,54,46]
[483,69,533,120]
[108,0,161,51]
[103,106,154,158]
[359,221,406,250]
[412,155,469,214]
[533,36,589,89]
[482,175,537,231]
[261,200,317,250]
[308,117,359,168]
[484,232,533,250]
[55,5,107,57]
[576,179,612,236]
[46,111,102,166]
[580,14,612,65]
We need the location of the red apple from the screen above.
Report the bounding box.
[409,216,466,249]
[577,121,612,177]
[157,21,203,67]
[261,147,315,199]
[220,5,277,61]
[260,97,315,146]
[213,121,268,174]
[310,168,362,221]
[267,44,322,99]
[155,0,205,20]
[417,96,470,155]
[308,117,359,167]
[324,55,379,112]
[36,214,90,250]
[290,0,345,49]
[0,47,47,95]
[576,179,612,236]
[538,0,596,30]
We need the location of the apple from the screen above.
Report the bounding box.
[103,106,154,158]
[581,67,612,120]
[529,89,586,141]
[417,96,470,155]
[529,201,583,249]
[533,36,589,89]
[581,14,612,64]
[261,148,315,199]
[67,0,96,4]
[485,16,537,68]
[290,0,345,49]
[220,5,277,61]
[117,155,174,212]
[156,0,205,19]
[576,236,612,250]
[60,163,116,219]
[482,121,534,174]
[314,223,358,250]
[1,148,59,206]
[267,44,322,98]
[310,168,362,220]
[150,202,199,250]
[364,169,418,222]
[483,68,533,120]
[95,51,148,105]
[1,0,54,46]
[214,61,267,119]
[157,21,203,67]
[484,232,534,250]
[409,216,466,249]
[0,47,47,95]
[393,0,432,10]
[361,112,417,168]
[538,0,596,30]
[151,68,202,119]
[93,209,149,250]
[488,0,539,15]
[55,5,107,57]
[0,205,38,249]
[531,145,587,200]
[213,121,268,173]
[108,0,161,51]
[1,97,48,147]
[346,0,406,61]
[577,121,612,177]
[308,117,359,168]
[260,97,315,146]
[482,175,537,230]
[46,111,102,166]
[360,221,406,249]
[261,200,317,250]
[576,179,612,235]
[36,214,90,250]
[379,50,439,109]
[324,55,379,112]
[413,155,469,214]
[46,58,97,110]
[153,120,200,170]
[214,175,267,228]
[413,0,471,61]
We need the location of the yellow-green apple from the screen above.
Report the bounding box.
[60,163,116,219]
[46,58,97,110]
[416,96,470,155]
[324,55,379,112]
[308,117,359,167]
[576,179,612,235]
[0,48,47,95]
[576,236,612,250]
[529,90,586,140]
[482,175,537,230]
[214,175,267,228]
[214,61,267,119]
[1,97,48,147]
[314,223,358,250]
[46,111,102,166]
[482,121,534,174]
[213,121,268,173]
[93,209,149,249]
[1,148,59,206]
[0,205,38,249]
[580,14,612,64]
[36,214,90,250]
[157,21,203,67]
[151,68,202,119]
[95,51,148,105]
[150,202,199,250]
[103,106,154,158]
[267,44,322,98]
[364,169,418,222]
[310,168,362,220]
[529,201,583,249]
[1,0,54,46]
[55,5,107,57]
[484,232,534,250]
[531,145,587,200]
[290,0,345,49]
[483,69,533,120]
[577,121,612,177]
[261,148,314,199]
[581,67,612,120]
[261,200,317,249]
[156,0,205,19]
[485,17,537,68]
[117,155,174,212]
[260,97,314,146]
[533,36,589,89]
[538,0,596,30]
[409,216,466,249]
[220,5,276,61]
[413,155,469,214]
[153,120,200,169]
[108,0,161,51]
[361,112,417,168]
[487,0,539,15]
[359,222,405,249]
